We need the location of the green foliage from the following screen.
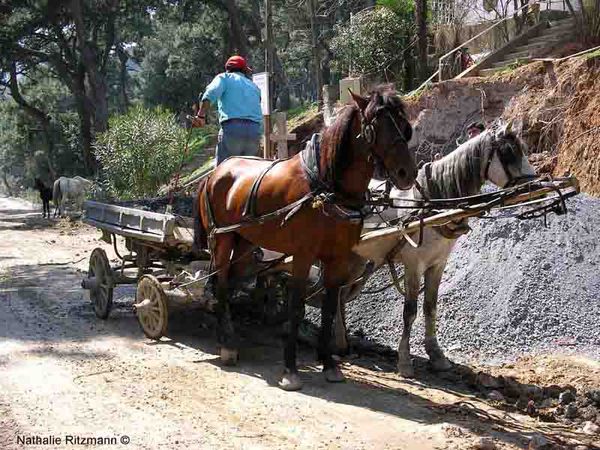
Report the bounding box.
[585,48,600,59]
[331,6,415,81]
[138,9,226,111]
[94,106,187,199]
[186,125,218,164]
[287,103,319,130]
[0,71,83,188]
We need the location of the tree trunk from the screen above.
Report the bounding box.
[73,68,96,173]
[415,0,428,80]
[273,52,290,110]
[1,171,13,197]
[403,46,415,91]
[222,0,250,56]
[69,0,112,134]
[117,44,130,112]
[307,0,322,105]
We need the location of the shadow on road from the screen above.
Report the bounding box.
[0,261,583,449]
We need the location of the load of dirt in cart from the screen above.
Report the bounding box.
[114,194,195,217]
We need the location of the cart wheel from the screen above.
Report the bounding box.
[135,275,168,340]
[88,247,114,320]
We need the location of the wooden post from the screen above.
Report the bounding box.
[252,72,271,159]
[263,115,272,159]
[270,112,296,159]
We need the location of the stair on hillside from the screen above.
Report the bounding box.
[478,17,575,77]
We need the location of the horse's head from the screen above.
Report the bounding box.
[482,122,536,188]
[350,88,416,190]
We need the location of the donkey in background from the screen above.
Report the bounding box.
[34,178,53,218]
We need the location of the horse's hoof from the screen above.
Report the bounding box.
[324,366,346,383]
[430,356,453,372]
[220,347,239,366]
[278,372,303,391]
[397,361,415,378]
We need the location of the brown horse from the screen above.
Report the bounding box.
[194,87,416,391]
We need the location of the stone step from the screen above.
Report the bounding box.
[528,33,569,44]
[504,49,532,60]
[517,40,558,52]
[479,67,505,76]
[492,57,531,68]
[548,18,576,27]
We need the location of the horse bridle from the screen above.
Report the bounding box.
[483,135,534,188]
[358,107,410,177]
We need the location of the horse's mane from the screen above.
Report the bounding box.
[318,85,408,189]
[418,133,485,199]
[417,128,524,199]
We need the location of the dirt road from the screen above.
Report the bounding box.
[0,197,597,450]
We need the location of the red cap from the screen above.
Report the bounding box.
[225,55,248,71]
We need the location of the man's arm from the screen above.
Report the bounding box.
[197,100,211,119]
[194,74,225,127]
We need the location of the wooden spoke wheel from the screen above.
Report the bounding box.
[88,247,114,320]
[135,275,168,340]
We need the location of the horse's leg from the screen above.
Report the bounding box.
[279,256,312,391]
[423,263,452,372]
[331,255,366,355]
[397,265,421,378]
[213,232,238,365]
[332,294,349,356]
[318,262,349,383]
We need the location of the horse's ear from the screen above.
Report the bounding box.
[349,89,369,112]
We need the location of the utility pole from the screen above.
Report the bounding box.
[307,0,322,106]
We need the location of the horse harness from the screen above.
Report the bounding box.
[202,104,411,241]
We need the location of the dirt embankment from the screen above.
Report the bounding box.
[287,53,600,195]
[501,56,600,196]
[404,54,600,195]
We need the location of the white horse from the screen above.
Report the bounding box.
[52,176,93,217]
[343,124,536,376]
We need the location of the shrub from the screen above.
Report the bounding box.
[331,6,414,80]
[94,106,187,199]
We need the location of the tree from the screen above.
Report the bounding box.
[94,105,187,198]
[331,6,415,86]
[0,0,154,172]
[415,0,428,79]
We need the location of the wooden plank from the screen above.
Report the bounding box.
[83,217,167,243]
[84,200,173,222]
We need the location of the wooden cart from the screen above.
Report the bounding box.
[81,200,217,339]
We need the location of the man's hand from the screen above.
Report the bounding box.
[191,114,206,128]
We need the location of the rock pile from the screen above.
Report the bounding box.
[343,193,600,363]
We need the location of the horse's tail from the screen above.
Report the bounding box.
[52,178,61,205]
[192,177,209,254]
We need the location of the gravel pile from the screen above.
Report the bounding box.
[342,193,600,364]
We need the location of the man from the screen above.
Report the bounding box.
[194,56,263,165]
[466,121,485,140]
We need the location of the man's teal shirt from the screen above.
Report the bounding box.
[201,72,263,126]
